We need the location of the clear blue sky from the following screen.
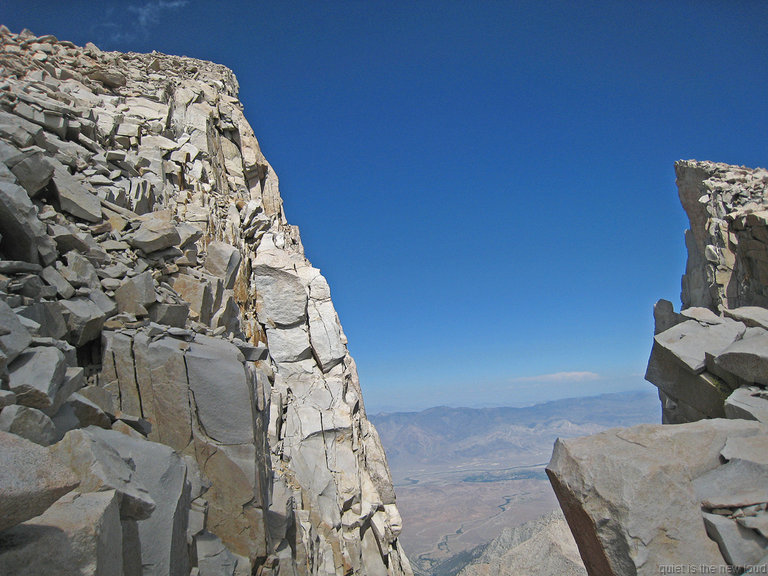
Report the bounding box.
[4,1,767,411]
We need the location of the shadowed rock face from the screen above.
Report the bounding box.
[549,162,768,576]
[0,26,411,576]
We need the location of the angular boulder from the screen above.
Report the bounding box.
[0,430,79,531]
[547,419,768,575]
[0,490,123,576]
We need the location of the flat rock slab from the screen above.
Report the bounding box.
[0,430,79,531]
[721,435,768,466]
[725,387,768,423]
[716,330,768,386]
[724,307,768,330]
[694,459,768,509]
[547,419,767,575]
[653,319,746,373]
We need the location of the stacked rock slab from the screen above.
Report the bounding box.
[0,26,411,576]
[548,161,768,576]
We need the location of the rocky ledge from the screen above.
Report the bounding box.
[0,26,411,576]
[548,161,768,575]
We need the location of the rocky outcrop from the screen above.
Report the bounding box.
[456,510,586,576]
[548,161,768,575]
[0,26,410,576]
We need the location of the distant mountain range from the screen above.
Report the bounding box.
[371,390,660,479]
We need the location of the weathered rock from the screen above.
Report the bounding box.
[185,335,254,445]
[53,168,103,222]
[308,299,345,372]
[41,265,75,298]
[86,428,191,576]
[0,181,56,264]
[59,297,106,345]
[205,241,241,289]
[50,427,156,520]
[723,306,768,330]
[0,300,32,363]
[253,263,308,326]
[725,386,768,423]
[694,459,768,508]
[0,430,79,531]
[8,150,54,196]
[130,219,181,253]
[703,513,768,570]
[115,271,156,316]
[715,330,768,386]
[0,490,123,576]
[7,346,70,416]
[0,404,58,446]
[172,273,213,325]
[547,419,767,575]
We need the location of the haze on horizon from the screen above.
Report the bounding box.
[5,0,767,411]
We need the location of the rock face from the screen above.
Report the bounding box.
[0,26,410,576]
[548,161,768,576]
[456,510,586,576]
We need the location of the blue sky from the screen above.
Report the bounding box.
[4,1,767,411]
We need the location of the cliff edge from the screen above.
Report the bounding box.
[548,161,768,575]
[0,26,411,576]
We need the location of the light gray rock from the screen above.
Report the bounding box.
[88,288,118,318]
[0,300,32,363]
[0,429,79,531]
[15,301,68,339]
[721,435,768,465]
[196,531,240,576]
[8,150,54,197]
[86,428,191,576]
[694,459,768,508]
[41,265,75,298]
[252,263,308,326]
[652,319,746,373]
[265,325,312,364]
[54,392,112,434]
[0,181,56,264]
[130,219,181,253]
[7,346,69,415]
[703,513,768,570]
[0,404,58,446]
[53,168,103,222]
[723,306,768,330]
[308,299,345,372]
[60,250,101,289]
[59,296,106,346]
[0,490,123,576]
[725,386,768,423]
[546,419,767,575]
[115,271,156,316]
[149,302,189,328]
[50,427,156,520]
[204,241,241,289]
[185,335,254,445]
[211,292,241,335]
[715,330,768,386]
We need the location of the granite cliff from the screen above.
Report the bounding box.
[548,161,768,575]
[0,27,411,576]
